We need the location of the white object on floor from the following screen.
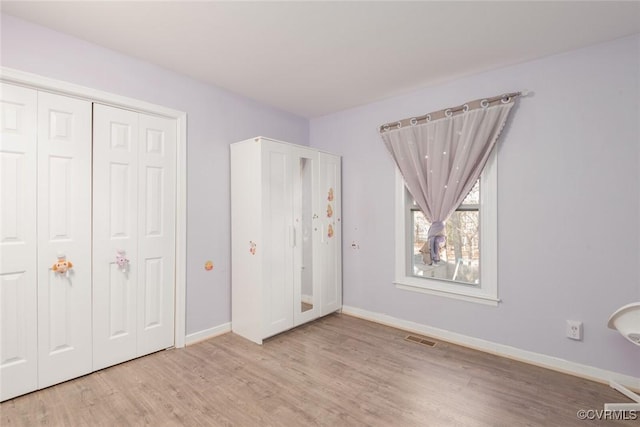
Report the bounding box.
[605,302,640,411]
[608,302,640,345]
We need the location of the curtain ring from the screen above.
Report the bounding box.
[501,95,511,104]
[426,114,431,122]
[396,121,402,129]
[383,124,390,132]
[462,104,469,113]
[480,99,489,108]
[410,117,418,126]
[444,109,452,117]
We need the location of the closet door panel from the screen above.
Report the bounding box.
[36,92,92,388]
[292,147,321,325]
[230,140,263,344]
[92,104,139,370]
[136,113,176,355]
[319,153,342,315]
[262,145,294,337]
[0,84,38,401]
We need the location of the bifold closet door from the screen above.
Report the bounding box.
[136,112,176,355]
[92,105,139,370]
[0,84,38,401]
[1,86,92,399]
[36,91,93,388]
[93,105,176,370]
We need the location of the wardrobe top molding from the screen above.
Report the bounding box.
[238,136,342,157]
[0,67,185,120]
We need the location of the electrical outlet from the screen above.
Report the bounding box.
[566,320,583,340]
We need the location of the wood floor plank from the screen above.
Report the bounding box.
[1,313,636,426]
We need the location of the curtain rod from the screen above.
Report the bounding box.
[379,90,529,133]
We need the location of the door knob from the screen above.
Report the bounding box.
[52,254,73,277]
[116,250,130,272]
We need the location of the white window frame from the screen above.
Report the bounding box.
[393,149,499,306]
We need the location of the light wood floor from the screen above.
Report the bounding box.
[1,313,636,426]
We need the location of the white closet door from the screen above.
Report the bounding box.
[0,84,38,401]
[92,105,139,370]
[262,143,294,337]
[36,91,92,388]
[319,153,342,315]
[136,113,176,355]
[93,107,176,365]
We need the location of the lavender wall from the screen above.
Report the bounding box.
[0,14,309,335]
[3,12,638,378]
[310,35,640,377]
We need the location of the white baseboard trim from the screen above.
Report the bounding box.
[185,322,231,346]
[341,305,640,392]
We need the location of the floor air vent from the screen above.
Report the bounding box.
[405,335,437,347]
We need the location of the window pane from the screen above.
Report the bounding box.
[411,209,480,285]
[461,180,480,205]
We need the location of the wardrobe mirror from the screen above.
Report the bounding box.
[300,157,314,313]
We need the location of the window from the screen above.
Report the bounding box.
[394,150,499,305]
[409,180,480,285]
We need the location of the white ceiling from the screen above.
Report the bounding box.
[2,1,639,118]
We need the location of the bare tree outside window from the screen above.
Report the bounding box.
[410,181,480,285]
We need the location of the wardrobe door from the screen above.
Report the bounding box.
[36,92,92,388]
[261,142,295,337]
[136,113,176,355]
[319,153,342,315]
[230,139,264,344]
[92,105,139,370]
[292,147,321,325]
[0,84,38,401]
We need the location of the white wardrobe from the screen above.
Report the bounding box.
[0,82,177,401]
[230,137,342,344]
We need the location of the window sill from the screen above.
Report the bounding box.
[394,277,500,306]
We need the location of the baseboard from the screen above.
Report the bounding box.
[341,305,640,392]
[185,322,231,346]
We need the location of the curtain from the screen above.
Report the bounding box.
[380,98,515,264]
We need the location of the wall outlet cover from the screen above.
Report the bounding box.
[566,320,583,340]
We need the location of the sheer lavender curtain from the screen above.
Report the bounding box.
[380,96,516,264]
